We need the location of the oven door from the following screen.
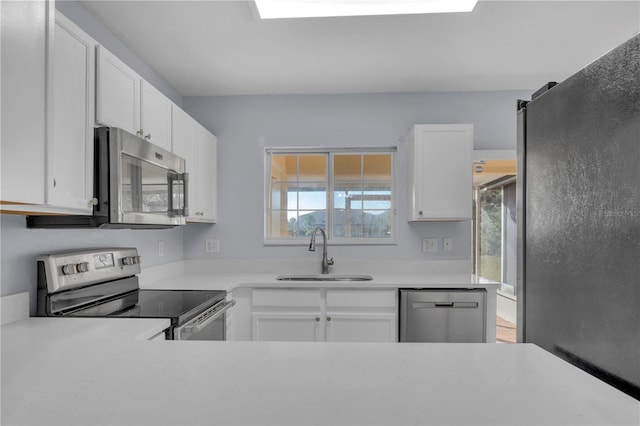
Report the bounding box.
[107,127,189,226]
[174,300,235,341]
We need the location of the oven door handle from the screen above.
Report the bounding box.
[182,299,235,337]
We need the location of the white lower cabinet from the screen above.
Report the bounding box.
[325,313,396,342]
[250,288,397,342]
[253,313,322,342]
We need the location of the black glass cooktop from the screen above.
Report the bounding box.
[114,289,226,323]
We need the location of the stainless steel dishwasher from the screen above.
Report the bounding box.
[399,289,486,342]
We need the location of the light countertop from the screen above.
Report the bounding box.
[141,271,499,292]
[137,259,498,293]
[2,317,638,425]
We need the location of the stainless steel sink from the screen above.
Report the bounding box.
[276,274,373,282]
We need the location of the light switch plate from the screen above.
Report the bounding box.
[422,238,438,253]
[205,239,220,253]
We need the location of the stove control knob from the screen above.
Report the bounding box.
[122,256,136,266]
[76,262,89,273]
[61,264,75,275]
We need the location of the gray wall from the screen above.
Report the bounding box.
[55,0,183,106]
[0,214,183,313]
[182,91,527,261]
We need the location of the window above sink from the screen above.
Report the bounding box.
[264,148,396,245]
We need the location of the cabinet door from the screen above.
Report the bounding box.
[195,125,217,222]
[408,124,473,221]
[47,12,95,212]
[326,313,397,342]
[172,108,218,223]
[251,289,323,341]
[171,106,198,219]
[140,81,172,151]
[326,289,398,342]
[96,45,140,135]
[252,313,322,342]
[1,0,48,205]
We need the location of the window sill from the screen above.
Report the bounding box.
[263,238,397,246]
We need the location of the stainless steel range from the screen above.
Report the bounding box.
[36,248,234,340]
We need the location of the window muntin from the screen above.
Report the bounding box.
[266,149,395,244]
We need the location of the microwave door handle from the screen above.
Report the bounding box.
[181,172,189,217]
[167,171,177,217]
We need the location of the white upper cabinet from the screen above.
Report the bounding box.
[1,0,49,206]
[96,46,172,151]
[47,12,96,213]
[95,45,140,135]
[194,123,218,222]
[140,81,172,151]
[172,106,217,223]
[407,124,473,221]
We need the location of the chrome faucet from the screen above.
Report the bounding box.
[308,227,334,274]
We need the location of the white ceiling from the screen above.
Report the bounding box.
[79,0,639,97]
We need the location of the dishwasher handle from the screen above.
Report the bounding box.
[411,302,479,309]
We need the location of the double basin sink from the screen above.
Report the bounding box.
[276,274,373,282]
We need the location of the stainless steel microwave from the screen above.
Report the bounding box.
[28,127,188,229]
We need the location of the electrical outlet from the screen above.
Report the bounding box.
[443,237,453,252]
[422,238,438,253]
[158,241,165,257]
[205,239,219,253]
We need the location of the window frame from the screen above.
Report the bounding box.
[264,147,397,246]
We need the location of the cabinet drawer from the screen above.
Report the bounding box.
[252,289,321,308]
[326,289,396,309]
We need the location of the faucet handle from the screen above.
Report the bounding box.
[327,257,334,266]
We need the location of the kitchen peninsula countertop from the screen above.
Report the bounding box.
[2,317,638,425]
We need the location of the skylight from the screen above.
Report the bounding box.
[254,0,479,19]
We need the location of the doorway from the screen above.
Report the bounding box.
[472,158,517,343]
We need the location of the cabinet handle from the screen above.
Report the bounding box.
[418,210,423,216]
[53,179,57,188]
[144,133,151,140]
[315,317,320,322]
[90,198,98,206]
[136,130,143,136]
[326,317,331,322]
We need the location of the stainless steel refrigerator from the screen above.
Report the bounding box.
[517,34,639,399]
